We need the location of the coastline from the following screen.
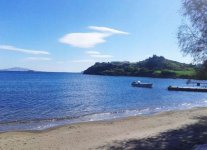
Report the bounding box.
[1,107,207,150]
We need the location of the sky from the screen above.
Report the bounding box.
[0,0,192,72]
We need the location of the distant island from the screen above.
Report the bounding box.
[83,55,198,79]
[0,67,34,72]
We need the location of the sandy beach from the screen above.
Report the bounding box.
[1,107,207,150]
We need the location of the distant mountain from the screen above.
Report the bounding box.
[83,55,197,79]
[0,67,34,72]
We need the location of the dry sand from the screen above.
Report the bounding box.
[1,107,207,150]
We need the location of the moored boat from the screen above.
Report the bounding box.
[131,81,153,88]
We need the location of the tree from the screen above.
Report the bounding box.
[178,0,207,63]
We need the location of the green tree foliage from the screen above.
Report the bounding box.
[197,60,207,79]
[83,55,197,79]
[178,0,207,63]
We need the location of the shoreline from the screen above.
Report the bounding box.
[1,107,207,150]
[0,106,205,133]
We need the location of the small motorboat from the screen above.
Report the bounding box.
[131,81,153,88]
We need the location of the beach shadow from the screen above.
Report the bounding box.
[97,116,207,150]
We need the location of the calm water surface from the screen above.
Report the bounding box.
[0,72,207,131]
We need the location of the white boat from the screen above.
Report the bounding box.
[131,81,153,88]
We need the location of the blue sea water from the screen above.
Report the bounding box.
[0,72,207,132]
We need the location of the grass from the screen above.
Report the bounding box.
[172,70,196,77]
[154,69,196,78]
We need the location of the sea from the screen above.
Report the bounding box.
[0,71,207,132]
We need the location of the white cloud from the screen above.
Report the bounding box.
[72,50,113,64]
[59,32,110,48]
[59,26,129,48]
[90,54,113,58]
[56,61,64,64]
[0,45,50,55]
[85,51,101,55]
[89,26,129,35]
[24,57,52,61]
[85,50,113,59]
[71,59,96,63]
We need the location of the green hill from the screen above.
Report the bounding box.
[83,55,197,79]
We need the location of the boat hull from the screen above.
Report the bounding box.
[132,83,153,88]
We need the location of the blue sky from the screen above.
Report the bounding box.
[0,0,191,72]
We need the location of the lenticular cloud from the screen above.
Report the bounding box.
[59,26,129,48]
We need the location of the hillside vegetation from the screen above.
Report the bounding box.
[83,55,197,79]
